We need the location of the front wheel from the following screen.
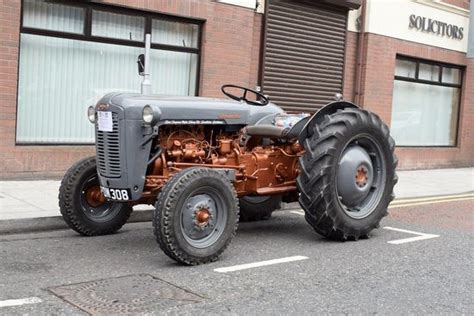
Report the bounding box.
[153,168,239,265]
[58,156,132,236]
[297,108,398,240]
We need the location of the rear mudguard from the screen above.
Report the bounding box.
[297,101,359,144]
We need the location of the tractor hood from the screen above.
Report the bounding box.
[97,92,283,126]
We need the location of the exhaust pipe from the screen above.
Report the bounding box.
[140,33,152,95]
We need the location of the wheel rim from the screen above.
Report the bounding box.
[336,134,386,219]
[180,187,227,249]
[80,174,120,222]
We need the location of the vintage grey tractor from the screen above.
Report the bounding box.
[59,36,397,265]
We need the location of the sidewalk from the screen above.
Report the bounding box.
[0,168,473,234]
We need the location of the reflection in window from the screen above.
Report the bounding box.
[391,81,460,146]
[442,67,461,84]
[22,0,85,34]
[152,20,199,48]
[418,63,440,82]
[391,57,462,146]
[394,59,416,78]
[92,11,145,41]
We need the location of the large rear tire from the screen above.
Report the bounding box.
[239,195,281,222]
[153,168,239,265]
[58,156,132,236]
[297,108,398,240]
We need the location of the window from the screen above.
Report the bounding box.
[17,0,203,144]
[390,56,462,147]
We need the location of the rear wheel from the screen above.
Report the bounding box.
[297,108,398,240]
[239,196,281,222]
[59,156,132,236]
[153,168,239,265]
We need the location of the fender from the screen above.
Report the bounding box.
[298,101,359,144]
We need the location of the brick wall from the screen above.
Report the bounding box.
[0,0,262,179]
[358,33,473,169]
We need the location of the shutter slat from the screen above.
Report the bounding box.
[263,0,347,113]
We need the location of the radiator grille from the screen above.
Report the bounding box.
[96,112,121,178]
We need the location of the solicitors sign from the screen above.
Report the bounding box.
[409,14,464,40]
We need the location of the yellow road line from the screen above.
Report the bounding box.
[391,193,474,205]
[389,196,474,209]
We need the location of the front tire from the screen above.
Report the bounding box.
[58,156,132,236]
[297,108,398,240]
[153,168,239,265]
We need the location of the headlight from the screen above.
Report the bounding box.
[142,105,154,124]
[87,106,96,123]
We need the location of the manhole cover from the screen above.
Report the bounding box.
[49,274,203,315]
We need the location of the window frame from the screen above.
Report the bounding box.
[392,55,464,148]
[20,0,204,94]
[17,0,205,145]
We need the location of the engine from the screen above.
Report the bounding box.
[142,125,303,200]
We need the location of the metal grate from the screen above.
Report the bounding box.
[49,274,203,314]
[96,112,121,178]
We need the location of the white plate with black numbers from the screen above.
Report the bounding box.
[101,187,130,201]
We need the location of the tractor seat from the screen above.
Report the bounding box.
[245,113,310,140]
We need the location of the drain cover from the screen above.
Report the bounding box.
[49,274,203,314]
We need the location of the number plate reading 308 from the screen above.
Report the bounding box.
[101,187,130,201]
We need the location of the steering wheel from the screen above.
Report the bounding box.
[221,84,269,106]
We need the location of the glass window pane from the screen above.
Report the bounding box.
[418,63,440,82]
[17,34,142,143]
[149,50,198,95]
[390,80,460,146]
[442,67,461,84]
[22,0,84,34]
[395,59,416,78]
[92,10,145,42]
[152,20,199,48]
[17,34,198,143]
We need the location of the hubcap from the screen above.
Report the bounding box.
[181,191,227,248]
[84,186,107,208]
[355,165,369,188]
[80,174,119,222]
[195,208,212,228]
[337,145,374,208]
[336,136,386,219]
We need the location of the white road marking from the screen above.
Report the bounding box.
[383,226,440,244]
[290,210,305,216]
[214,256,308,273]
[0,297,42,308]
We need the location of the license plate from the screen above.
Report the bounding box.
[100,187,130,201]
[97,111,113,132]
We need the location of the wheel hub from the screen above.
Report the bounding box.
[195,208,212,228]
[84,186,107,208]
[181,194,218,243]
[336,145,374,208]
[355,165,369,188]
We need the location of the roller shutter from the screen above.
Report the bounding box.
[263,0,348,112]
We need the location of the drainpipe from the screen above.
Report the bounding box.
[354,0,367,105]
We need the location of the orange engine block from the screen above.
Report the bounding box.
[141,126,303,201]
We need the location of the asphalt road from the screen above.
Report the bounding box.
[0,197,472,315]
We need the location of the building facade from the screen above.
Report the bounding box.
[0,0,472,179]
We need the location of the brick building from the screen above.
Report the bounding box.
[0,0,472,179]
